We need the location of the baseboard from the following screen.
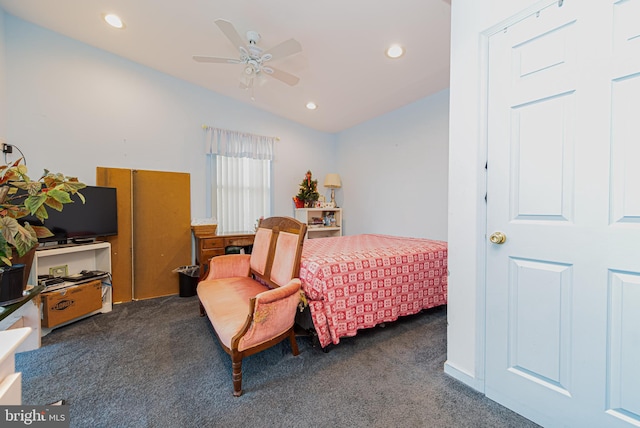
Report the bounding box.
[444,360,484,392]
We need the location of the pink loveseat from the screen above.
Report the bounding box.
[197,216,307,396]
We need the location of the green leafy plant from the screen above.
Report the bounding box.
[0,158,86,265]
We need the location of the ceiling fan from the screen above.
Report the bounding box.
[193,19,302,96]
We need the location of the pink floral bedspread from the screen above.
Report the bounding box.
[299,234,447,347]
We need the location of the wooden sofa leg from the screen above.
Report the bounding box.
[289,329,300,356]
[232,357,243,397]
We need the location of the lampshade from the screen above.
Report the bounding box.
[324,173,342,189]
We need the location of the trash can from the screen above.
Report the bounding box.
[174,265,200,297]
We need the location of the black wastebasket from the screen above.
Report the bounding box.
[176,265,199,297]
[225,245,252,254]
[225,246,244,254]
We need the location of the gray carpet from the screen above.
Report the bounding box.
[16,296,539,428]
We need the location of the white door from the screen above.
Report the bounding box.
[485,1,640,427]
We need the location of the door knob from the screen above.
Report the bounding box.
[489,231,507,244]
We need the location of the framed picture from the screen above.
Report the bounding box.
[49,264,68,278]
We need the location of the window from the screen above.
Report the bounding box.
[204,127,274,233]
[214,155,271,233]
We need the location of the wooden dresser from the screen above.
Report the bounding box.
[193,230,255,276]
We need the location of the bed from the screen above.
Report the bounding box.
[297,234,447,348]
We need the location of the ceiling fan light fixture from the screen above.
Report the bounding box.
[385,44,405,59]
[306,102,318,110]
[103,13,125,29]
[195,20,302,91]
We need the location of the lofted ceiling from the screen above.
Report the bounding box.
[0,0,451,133]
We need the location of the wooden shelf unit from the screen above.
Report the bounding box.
[294,208,342,239]
[30,242,113,334]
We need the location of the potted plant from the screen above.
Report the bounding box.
[295,170,319,208]
[0,158,86,304]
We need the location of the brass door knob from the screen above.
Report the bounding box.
[489,231,507,244]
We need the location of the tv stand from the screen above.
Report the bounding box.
[29,242,113,335]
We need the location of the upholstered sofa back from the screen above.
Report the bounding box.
[249,217,307,289]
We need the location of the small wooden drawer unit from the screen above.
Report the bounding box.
[192,230,255,276]
[200,237,226,262]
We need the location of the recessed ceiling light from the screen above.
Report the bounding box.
[103,13,125,29]
[385,44,405,59]
[306,102,318,110]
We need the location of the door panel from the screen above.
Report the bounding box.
[607,270,640,421]
[485,1,640,426]
[508,258,572,396]
[610,75,640,225]
[605,2,640,422]
[510,92,575,222]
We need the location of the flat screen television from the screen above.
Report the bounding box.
[20,185,118,244]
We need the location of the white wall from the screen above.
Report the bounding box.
[4,12,451,242]
[446,0,552,388]
[336,89,449,240]
[3,14,336,220]
[0,11,6,140]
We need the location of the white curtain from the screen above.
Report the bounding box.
[204,127,274,234]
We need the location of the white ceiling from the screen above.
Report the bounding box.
[0,0,451,133]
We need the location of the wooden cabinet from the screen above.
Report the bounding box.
[294,208,342,239]
[193,231,255,275]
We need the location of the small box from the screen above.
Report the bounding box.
[192,224,217,237]
[41,280,103,328]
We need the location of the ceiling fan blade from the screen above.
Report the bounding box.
[263,66,300,86]
[193,55,240,64]
[262,38,302,61]
[214,19,247,52]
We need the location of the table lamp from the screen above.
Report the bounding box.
[323,173,342,207]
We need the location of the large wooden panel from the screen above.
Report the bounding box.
[97,167,133,303]
[132,170,191,300]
